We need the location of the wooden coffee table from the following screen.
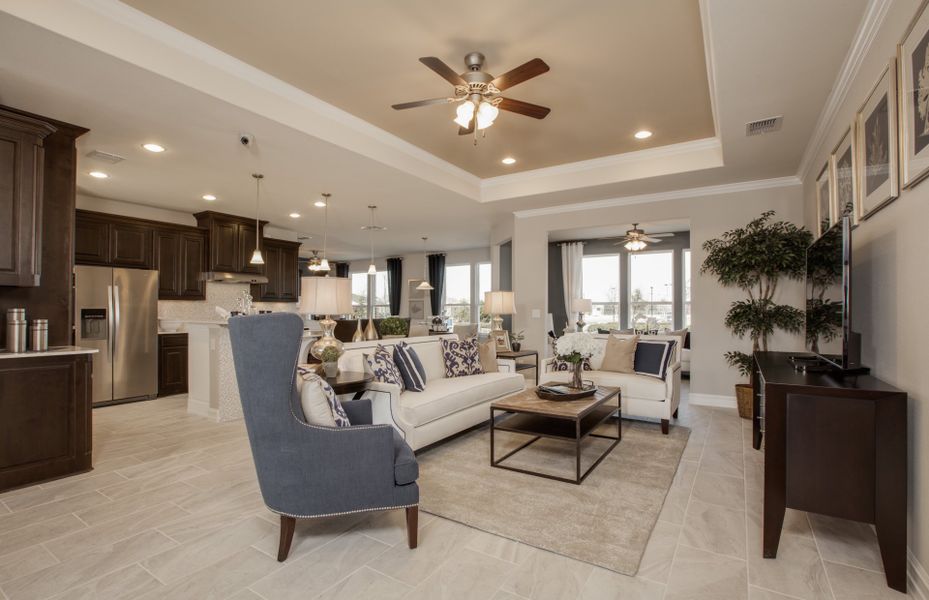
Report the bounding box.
[490,385,621,484]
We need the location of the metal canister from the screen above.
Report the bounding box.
[29,319,48,352]
[6,308,26,353]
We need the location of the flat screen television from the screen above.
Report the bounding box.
[805,216,860,369]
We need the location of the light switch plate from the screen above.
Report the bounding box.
[531,309,541,319]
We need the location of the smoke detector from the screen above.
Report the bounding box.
[85,150,125,164]
[745,116,783,136]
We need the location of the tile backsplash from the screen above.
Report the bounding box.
[157,283,300,322]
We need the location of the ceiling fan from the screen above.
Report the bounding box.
[609,224,675,252]
[392,52,550,142]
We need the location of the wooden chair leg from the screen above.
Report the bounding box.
[278,515,296,562]
[405,506,418,549]
[661,419,670,434]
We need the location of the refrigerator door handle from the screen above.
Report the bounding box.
[113,285,121,360]
[106,284,115,362]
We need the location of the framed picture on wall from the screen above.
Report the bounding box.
[856,59,899,219]
[815,162,833,236]
[407,280,428,322]
[830,127,857,224]
[898,0,929,187]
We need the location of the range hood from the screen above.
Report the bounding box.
[200,271,269,284]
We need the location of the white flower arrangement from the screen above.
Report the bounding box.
[555,332,601,363]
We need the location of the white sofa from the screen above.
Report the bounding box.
[338,335,526,450]
[542,333,683,434]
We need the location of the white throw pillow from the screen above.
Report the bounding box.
[300,378,337,426]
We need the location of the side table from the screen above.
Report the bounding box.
[497,350,539,385]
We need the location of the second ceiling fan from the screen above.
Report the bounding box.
[392,52,550,142]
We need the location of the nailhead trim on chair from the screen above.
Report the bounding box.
[269,503,420,520]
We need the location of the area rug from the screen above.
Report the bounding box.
[416,420,689,575]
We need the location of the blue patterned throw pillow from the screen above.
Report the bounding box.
[550,357,592,371]
[296,370,350,427]
[441,337,484,378]
[393,342,427,392]
[366,344,405,390]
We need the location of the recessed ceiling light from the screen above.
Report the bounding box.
[142,143,165,153]
[314,200,327,208]
[202,194,217,201]
[289,212,301,218]
[88,171,109,179]
[501,157,516,165]
[634,130,653,140]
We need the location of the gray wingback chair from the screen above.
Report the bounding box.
[228,313,419,561]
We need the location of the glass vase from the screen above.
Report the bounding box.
[571,361,584,389]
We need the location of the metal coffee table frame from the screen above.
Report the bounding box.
[489,388,621,485]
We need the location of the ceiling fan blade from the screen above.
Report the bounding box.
[498,97,551,119]
[458,122,474,136]
[650,232,676,238]
[391,97,452,110]
[641,236,663,243]
[492,58,550,91]
[419,57,465,86]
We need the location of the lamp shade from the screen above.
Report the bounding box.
[484,291,516,315]
[571,298,593,313]
[299,277,352,315]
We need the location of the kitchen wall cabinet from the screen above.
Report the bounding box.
[154,228,206,300]
[251,237,301,302]
[158,333,188,397]
[0,108,55,287]
[194,211,267,275]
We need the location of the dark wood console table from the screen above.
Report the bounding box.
[752,351,907,593]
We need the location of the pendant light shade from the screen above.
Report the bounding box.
[362,205,384,276]
[318,192,332,274]
[416,236,434,291]
[249,173,264,265]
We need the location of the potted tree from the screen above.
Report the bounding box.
[701,211,812,419]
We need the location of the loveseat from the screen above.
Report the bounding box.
[542,333,682,434]
[338,335,526,450]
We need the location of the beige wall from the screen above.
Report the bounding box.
[511,184,805,399]
[800,0,929,577]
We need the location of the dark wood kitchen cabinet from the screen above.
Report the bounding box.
[75,210,154,269]
[74,212,110,265]
[251,238,301,302]
[194,211,267,275]
[157,333,188,397]
[0,108,56,287]
[154,227,206,300]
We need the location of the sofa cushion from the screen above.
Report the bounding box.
[600,335,637,373]
[441,337,484,377]
[392,429,418,485]
[393,342,427,392]
[297,371,350,427]
[399,372,525,426]
[366,345,405,390]
[545,370,667,402]
[550,357,592,371]
[634,339,677,379]
[479,338,498,373]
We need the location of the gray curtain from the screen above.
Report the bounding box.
[427,253,445,316]
[386,257,402,316]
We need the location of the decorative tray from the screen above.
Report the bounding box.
[535,382,597,401]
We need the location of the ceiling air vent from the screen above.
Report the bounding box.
[85,150,125,164]
[745,116,783,136]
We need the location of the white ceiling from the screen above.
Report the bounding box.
[0,0,869,259]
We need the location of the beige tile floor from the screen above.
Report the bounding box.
[0,384,909,599]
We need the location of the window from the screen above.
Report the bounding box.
[582,255,621,331]
[629,251,674,332]
[372,271,390,318]
[444,264,471,324]
[683,249,691,328]
[351,272,368,319]
[477,262,492,330]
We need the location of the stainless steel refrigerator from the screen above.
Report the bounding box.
[74,266,158,405]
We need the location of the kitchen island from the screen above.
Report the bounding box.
[0,347,97,492]
[186,320,315,422]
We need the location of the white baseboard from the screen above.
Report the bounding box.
[688,393,737,409]
[910,548,929,600]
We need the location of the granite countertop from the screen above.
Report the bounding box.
[0,346,99,359]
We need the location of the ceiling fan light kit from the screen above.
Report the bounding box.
[392,52,551,144]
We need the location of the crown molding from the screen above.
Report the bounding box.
[698,0,721,138]
[513,175,801,219]
[795,0,893,181]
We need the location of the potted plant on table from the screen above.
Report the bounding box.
[701,211,812,419]
[319,346,341,378]
[379,317,409,338]
[554,332,600,390]
[510,330,525,352]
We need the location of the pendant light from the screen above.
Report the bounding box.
[361,205,384,275]
[249,174,264,265]
[319,193,331,273]
[416,237,434,291]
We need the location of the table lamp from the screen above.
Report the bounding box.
[299,277,352,361]
[484,291,516,333]
[571,298,593,332]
